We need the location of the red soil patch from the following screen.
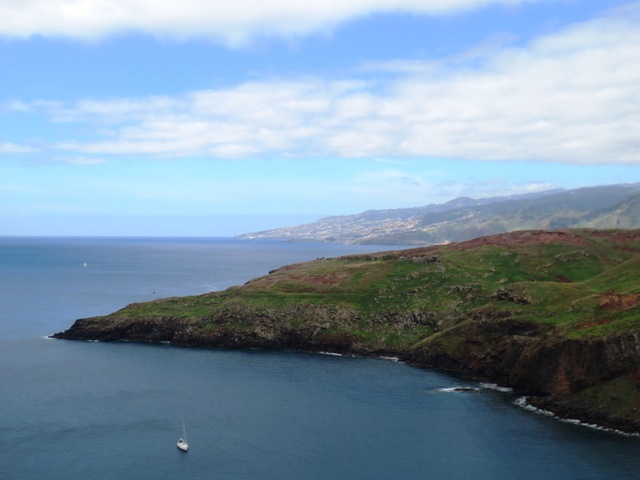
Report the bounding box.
[340,229,640,261]
[384,230,593,257]
[291,271,352,287]
[576,317,615,330]
[453,230,590,251]
[599,293,640,312]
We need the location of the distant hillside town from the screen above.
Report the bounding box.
[238,183,640,245]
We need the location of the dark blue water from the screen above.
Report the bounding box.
[1,237,640,480]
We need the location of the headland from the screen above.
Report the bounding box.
[53,229,640,433]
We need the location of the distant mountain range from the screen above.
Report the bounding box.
[238,183,640,245]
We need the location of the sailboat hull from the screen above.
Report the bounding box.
[177,439,189,452]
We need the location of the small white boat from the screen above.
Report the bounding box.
[177,421,189,452]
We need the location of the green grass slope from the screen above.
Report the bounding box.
[63,229,640,347]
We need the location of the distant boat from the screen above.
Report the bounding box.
[83,261,88,268]
[177,421,189,452]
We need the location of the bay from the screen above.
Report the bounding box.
[1,237,639,480]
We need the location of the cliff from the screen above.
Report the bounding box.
[54,229,640,433]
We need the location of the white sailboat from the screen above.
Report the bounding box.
[177,421,189,452]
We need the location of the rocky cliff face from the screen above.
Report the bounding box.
[513,333,640,396]
[405,318,640,433]
[411,320,640,395]
[54,302,431,354]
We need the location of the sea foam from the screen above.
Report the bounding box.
[514,396,640,437]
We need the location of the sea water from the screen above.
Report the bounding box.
[1,237,640,480]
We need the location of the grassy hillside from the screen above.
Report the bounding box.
[102,230,639,340]
[69,230,640,344]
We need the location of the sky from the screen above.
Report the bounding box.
[1,0,639,236]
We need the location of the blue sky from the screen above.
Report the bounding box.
[1,0,639,236]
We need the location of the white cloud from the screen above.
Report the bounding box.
[355,169,432,189]
[0,142,36,153]
[350,169,434,203]
[31,3,640,165]
[449,180,558,199]
[4,100,32,112]
[52,156,106,165]
[0,0,541,43]
[345,170,558,208]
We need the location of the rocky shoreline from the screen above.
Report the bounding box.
[522,396,640,435]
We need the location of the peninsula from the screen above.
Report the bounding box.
[54,229,640,433]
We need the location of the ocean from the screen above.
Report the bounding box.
[1,237,639,480]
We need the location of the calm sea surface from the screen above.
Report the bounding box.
[1,237,640,480]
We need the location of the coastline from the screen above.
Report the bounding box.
[50,229,640,436]
[516,397,640,437]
